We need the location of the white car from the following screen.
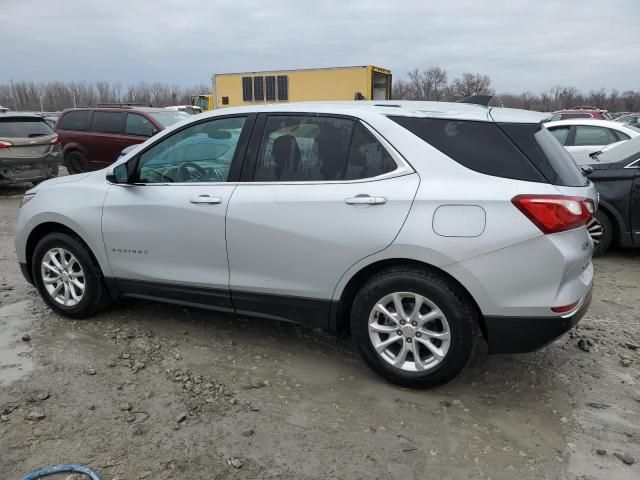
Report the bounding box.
[544,119,640,156]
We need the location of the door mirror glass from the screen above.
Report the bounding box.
[107,163,129,184]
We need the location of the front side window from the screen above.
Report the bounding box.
[137,116,246,183]
[91,111,123,134]
[125,113,155,137]
[573,125,617,146]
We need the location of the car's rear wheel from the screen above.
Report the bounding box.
[588,210,613,257]
[64,151,88,174]
[32,232,110,318]
[351,267,476,388]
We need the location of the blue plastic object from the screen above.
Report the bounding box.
[21,464,101,480]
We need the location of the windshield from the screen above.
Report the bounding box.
[597,135,640,164]
[149,111,191,127]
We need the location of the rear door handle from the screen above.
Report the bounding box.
[190,195,222,205]
[345,195,387,205]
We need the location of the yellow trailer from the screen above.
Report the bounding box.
[210,65,392,109]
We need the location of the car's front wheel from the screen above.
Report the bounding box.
[32,232,110,318]
[588,210,613,257]
[351,267,476,388]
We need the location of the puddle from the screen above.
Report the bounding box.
[0,300,35,385]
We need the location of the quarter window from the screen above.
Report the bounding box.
[91,111,123,134]
[137,116,247,183]
[58,110,91,131]
[125,113,155,137]
[573,126,618,146]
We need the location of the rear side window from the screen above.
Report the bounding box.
[499,123,587,187]
[91,111,123,134]
[345,123,396,180]
[58,110,91,131]
[254,116,353,181]
[0,118,53,138]
[573,125,617,146]
[389,116,546,183]
[548,126,570,145]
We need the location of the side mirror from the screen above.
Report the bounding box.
[580,165,594,176]
[106,163,130,184]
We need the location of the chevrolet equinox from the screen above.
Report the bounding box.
[15,101,596,388]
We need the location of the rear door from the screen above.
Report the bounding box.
[88,111,125,168]
[226,113,419,327]
[630,160,640,244]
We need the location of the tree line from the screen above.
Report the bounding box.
[393,66,640,112]
[0,81,209,112]
[1,68,639,113]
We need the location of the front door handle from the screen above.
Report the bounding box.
[190,195,222,205]
[345,195,387,205]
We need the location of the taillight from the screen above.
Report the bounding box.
[551,300,580,314]
[50,135,59,145]
[512,195,593,234]
[0,140,12,149]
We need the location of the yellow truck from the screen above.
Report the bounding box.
[192,65,392,111]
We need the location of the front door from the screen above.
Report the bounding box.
[101,115,252,310]
[631,162,640,245]
[226,114,419,327]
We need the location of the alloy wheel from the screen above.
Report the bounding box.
[587,217,603,246]
[40,247,86,307]
[368,292,451,372]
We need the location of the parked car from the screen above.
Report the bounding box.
[55,106,191,174]
[615,113,640,129]
[16,101,596,388]
[545,119,640,156]
[550,107,611,121]
[581,136,640,256]
[0,113,60,186]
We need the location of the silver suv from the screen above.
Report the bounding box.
[15,101,596,388]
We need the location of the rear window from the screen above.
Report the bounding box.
[58,110,92,131]
[91,111,123,134]
[389,116,546,183]
[499,123,587,187]
[0,118,53,138]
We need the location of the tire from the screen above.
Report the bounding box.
[588,210,613,257]
[32,232,110,318]
[64,151,88,174]
[350,267,477,389]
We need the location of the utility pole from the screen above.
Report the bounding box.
[10,78,18,111]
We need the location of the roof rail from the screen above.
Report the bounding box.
[96,103,152,108]
[457,95,493,106]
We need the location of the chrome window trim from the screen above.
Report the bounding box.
[624,159,639,169]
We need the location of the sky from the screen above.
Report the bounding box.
[1,0,638,93]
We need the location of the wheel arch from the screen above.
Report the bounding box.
[25,221,104,284]
[332,258,486,339]
[596,200,623,245]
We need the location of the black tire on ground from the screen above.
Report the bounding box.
[350,267,477,389]
[31,232,110,318]
[590,209,613,257]
[64,151,88,174]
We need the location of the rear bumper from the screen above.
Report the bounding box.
[485,288,592,354]
[0,151,60,185]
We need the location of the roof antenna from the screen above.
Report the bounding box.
[457,95,493,106]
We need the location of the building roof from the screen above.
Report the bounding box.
[213,65,390,78]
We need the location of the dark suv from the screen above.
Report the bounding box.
[56,105,190,173]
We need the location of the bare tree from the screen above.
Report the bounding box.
[449,73,493,100]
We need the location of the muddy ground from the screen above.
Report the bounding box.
[0,181,638,480]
